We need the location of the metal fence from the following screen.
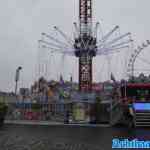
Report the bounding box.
[5,102,73,122]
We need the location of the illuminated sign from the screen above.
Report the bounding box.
[133,103,150,111]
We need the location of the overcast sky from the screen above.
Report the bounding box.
[0,0,150,92]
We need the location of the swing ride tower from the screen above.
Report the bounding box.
[74,0,97,92]
[39,0,133,93]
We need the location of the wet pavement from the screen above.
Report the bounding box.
[0,124,150,150]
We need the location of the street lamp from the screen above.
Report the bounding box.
[15,66,22,95]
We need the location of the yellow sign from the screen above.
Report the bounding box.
[73,104,85,121]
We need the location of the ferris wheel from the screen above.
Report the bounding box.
[127,40,150,79]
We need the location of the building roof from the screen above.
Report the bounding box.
[125,83,150,88]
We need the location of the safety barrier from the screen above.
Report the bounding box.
[5,102,70,122]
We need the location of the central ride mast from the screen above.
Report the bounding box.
[74,0,97,92]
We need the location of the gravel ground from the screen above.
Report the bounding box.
[0,124,150,150]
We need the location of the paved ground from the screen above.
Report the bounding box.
[4,120,110,127]
[0,124,150,150]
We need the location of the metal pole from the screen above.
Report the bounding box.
[15,80,18,95]
[15,66,22,95]
[125,81,127,98]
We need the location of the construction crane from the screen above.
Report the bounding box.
[39,0,133,92]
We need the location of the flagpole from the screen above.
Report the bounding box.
[125,80,127,103]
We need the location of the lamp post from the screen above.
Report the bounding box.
[15,66,22,95]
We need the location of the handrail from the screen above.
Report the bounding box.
[110,100,123,125]
[111,100,121,110]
